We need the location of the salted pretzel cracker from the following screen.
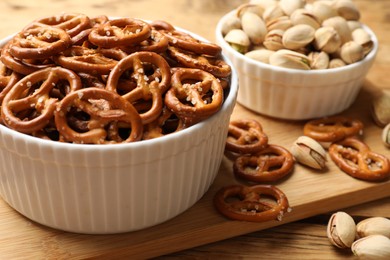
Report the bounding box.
[55,88,143,144]
[167,46,231,78]
[165,67,224,125]
[88,18,151,48]
[303,116,364,143]
[233,144,295,183]
[150,20,175,32]
[214,184,290,222]
[106,51,171,124]
[1,67,82,133]
[163,30,222,57]
[55,46,125,75]
[0,57,21,104]
[121,29,169,54]
[329,137,390,181]
[226,119,268,154]
[26,13,91,38]
[142,106,185,140]
[1,42,55,75]
[9,27,71,60]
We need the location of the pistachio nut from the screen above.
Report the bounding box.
[241,12,267,44]
[357,217,390,239]
[327,211,357,249]
[291,136,327,169]
[329,58,346,68]
[269,49,310,70]
[263,29,284,51]
[224,29,251,53]
[290,9,321,29]
[308,51,330,70]
[351,235,390,259]
[371,89,390,127]
[245,49,275,64]
[236,3,265,18]
[221,15,242,36]
[282,24,315,50]
[279,0,305,16]
[263,5,285,23]
[347,20,362,32]
[339,41,364,64]
[352,28,373,55]
[266,16,293,31]
[334,0,361,21]
[322,16,352,43]
[382,123,390,148]
[313,26,342,53]
[310,1,338,23]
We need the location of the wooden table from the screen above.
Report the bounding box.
[0,0,389,259]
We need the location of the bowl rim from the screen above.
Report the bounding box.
[0,23,239,151]
[216,10,378,76]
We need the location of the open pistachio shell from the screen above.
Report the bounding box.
[263,5,284,23]
[352,235,390,259]
[224,29,251,53]
[221,14,242,36]
[334,0,360,21]
[352,28,373,55]
[290,8,321,29]
[340,40,364,64]
[313,26,342,53]
[263,29,284,51]
[269,49,310,70]
[310,1,338,23]
[308,51,330,70]
[357,217,390,239]
[282,24,315,50]
[241,12,267,44]
[266,16,293,31]
[245,49,275,64]
[322,16,352,43]
[327,211,357,249]
[236,3,265,18]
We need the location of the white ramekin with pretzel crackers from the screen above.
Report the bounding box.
[0,13,238,234]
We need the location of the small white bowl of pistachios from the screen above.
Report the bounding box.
[216,0,378,120]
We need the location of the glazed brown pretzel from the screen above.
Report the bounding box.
[0,42,55,75]
[1,67,82,133]
[329,137,390,181]
[163,30,222,57]
[167,46,231,78]
[54,46,126,75]
[26,13,91,38]
[214,184,290,222]
[9,27,71,59]
[54,88,143,144]
[142,106,185,140]
[233,144,295,183]
[106,51,171,124]
[88,18,151,48]
[0,58,21,104]
[303,116,364,143]
[122,29,169,54]
[225,119,268,154]
[164,67,224,125]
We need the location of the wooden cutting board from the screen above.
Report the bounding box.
[0,83,389,259]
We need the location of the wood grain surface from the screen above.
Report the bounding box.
[0,0,389,259]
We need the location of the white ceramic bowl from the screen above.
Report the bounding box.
[0,32,238,234]
[216,11,378,120]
